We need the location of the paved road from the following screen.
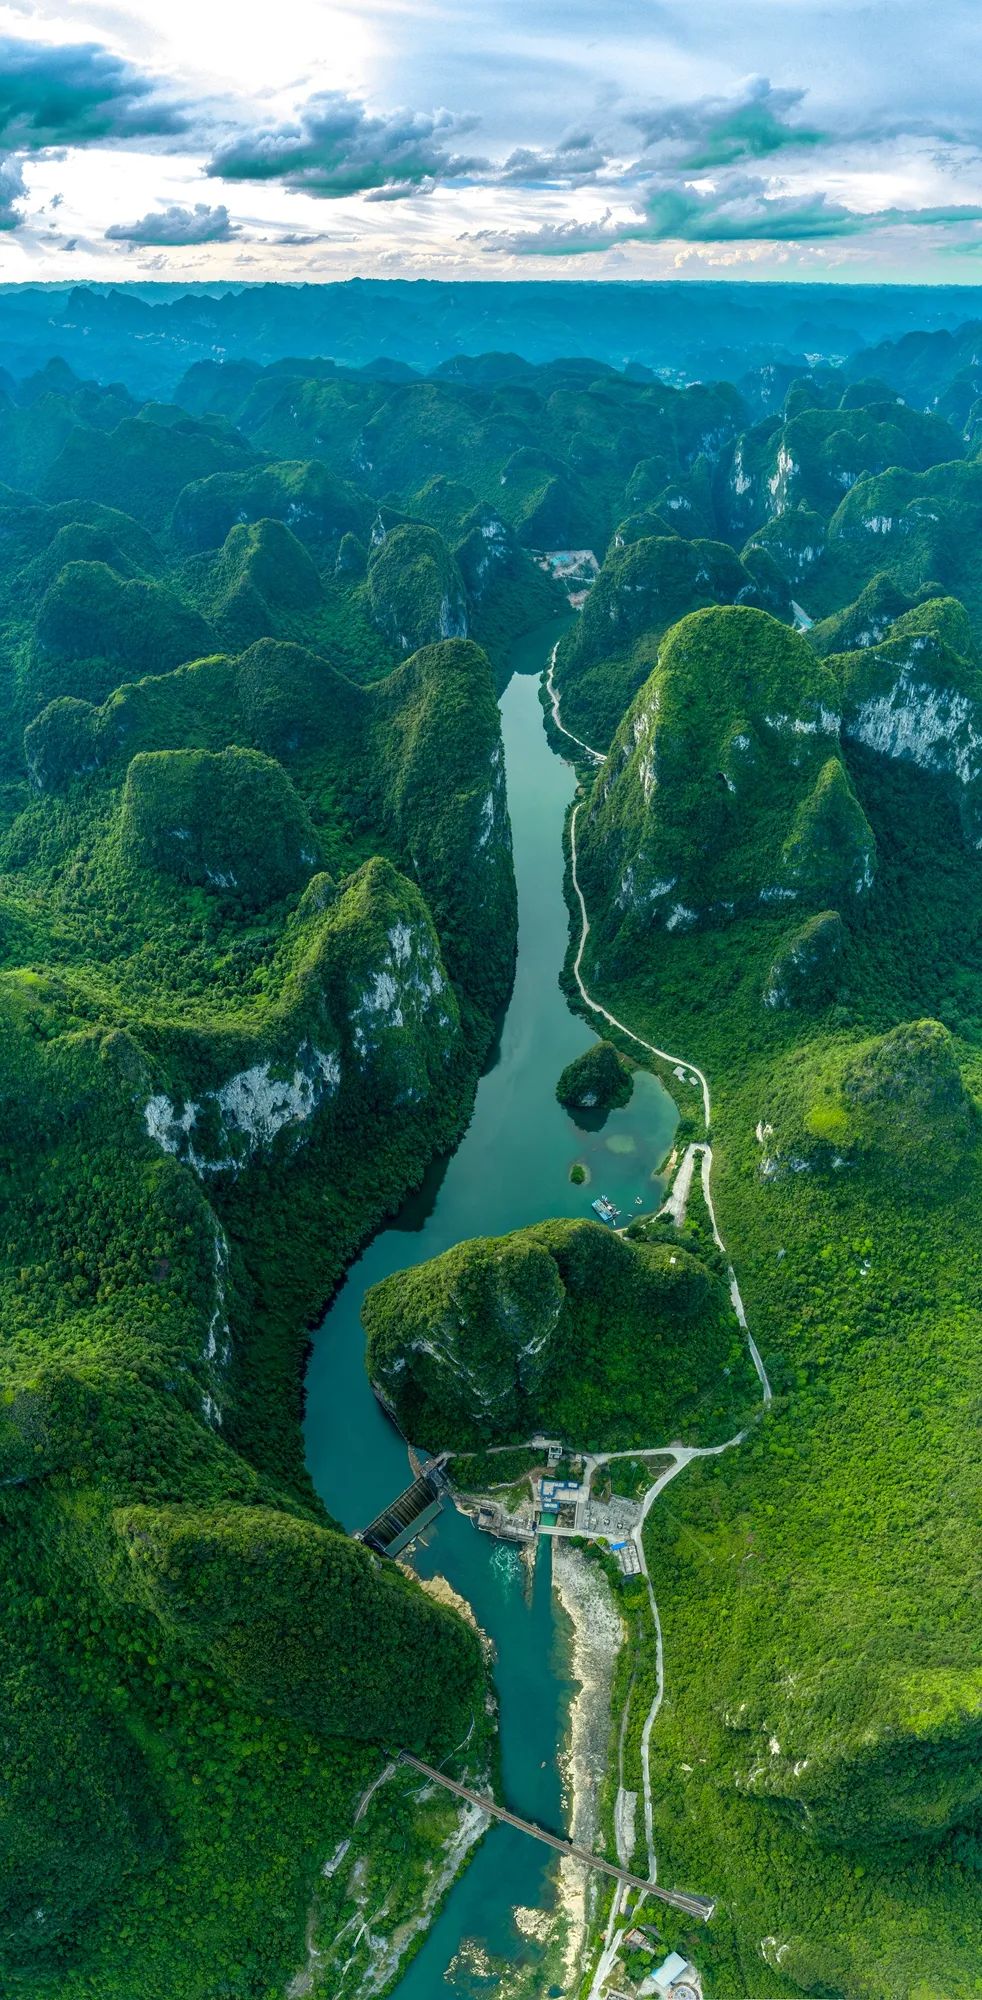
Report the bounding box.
[547,661,776,1979]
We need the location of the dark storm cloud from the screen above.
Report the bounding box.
[0,34,187,151]
[105,201,237,245]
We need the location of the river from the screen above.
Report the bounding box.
[303,616,677,1995]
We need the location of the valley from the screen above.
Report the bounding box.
[0,293,978,2000]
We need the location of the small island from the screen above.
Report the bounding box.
[556,1039,634,1112]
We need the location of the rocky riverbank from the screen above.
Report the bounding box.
[552,1543,624,1987]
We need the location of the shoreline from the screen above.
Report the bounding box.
[551,1542,624,1988]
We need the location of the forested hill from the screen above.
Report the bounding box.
[0,349,541,1996]
[0,315,980,2000]
[4,277,982,394]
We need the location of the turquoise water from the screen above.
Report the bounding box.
[302,618,677,1992]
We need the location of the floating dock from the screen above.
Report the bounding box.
[591,1194,621,1225]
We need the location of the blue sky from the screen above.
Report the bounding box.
[1,0,981,281]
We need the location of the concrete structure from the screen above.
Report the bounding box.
[474,1498,535,1543]
[357,1465,447,1557]
[541,1477,582,1504]
[397,1755,715,1921]
[646,1950,696,1996]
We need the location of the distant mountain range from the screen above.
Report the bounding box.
[4,277,982,396]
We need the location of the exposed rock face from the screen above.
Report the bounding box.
[453,502,514,602]
[778,759,875,902]
[831,599,982,846]
[370,639,517,1024]
[554,532,780,746]
[363,1217,735,1451]
[25,631,516,1029]
[721,397,960,542]
[578,606,874,959]
[145,1043,342,1176]
[171,458,366,554]
[345,905,456,1102]
[808,574,914,657]
[369,1235,564,1434]
[142,858,462,1174]
[742,507,827,588]
[568,534,760,674]
[819,460,982,628]
[367,522,468,652]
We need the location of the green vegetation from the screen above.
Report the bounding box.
[721,391,961,543]
[575,693,982,1994]
[554,533,779,745]
[1,330,980,1999]
[41,408,257,530]
[831,593,982,846]
[363,1216,758,1452]
[171,456,367,554]
[120,746,320,905]
[0,356,549,1998]
[367,521,468,651]
[578,604,874,967]
[118,1503,483,1748]
[28,559,212,716]
[763,908,845,1011]
[556,1038,633,1111]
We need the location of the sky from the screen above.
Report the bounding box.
[1,0,981,284]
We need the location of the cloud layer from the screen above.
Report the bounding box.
[207,93,484,200]
[0,155,26,232]
[473,179,982,256]
[2,6,982,278]
[105,201,236,245]
[0,33,185,151]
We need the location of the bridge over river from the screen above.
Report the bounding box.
[397,1754,716,1922]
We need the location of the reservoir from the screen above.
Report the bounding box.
[303,617,678,1994]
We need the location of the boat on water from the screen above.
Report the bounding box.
[591,1194,621,1225]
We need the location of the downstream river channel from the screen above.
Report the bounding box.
[304,618,677,1995]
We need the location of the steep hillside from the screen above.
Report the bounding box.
[0,380,525,1995]
[567,577,982,1998]
[577,605,873,968]
[363,1217,756,1451]
[553,533,784,745]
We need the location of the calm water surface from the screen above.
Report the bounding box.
[303,618,677,1994]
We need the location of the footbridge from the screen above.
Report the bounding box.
[397,1754,716,1921]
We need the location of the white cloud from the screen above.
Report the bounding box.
[3,2,982,279]
[105,198,237,243]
